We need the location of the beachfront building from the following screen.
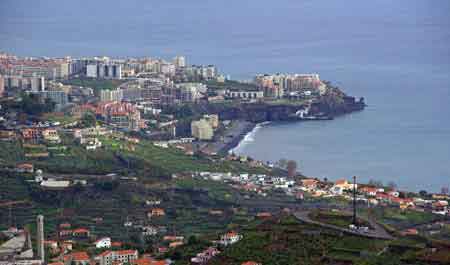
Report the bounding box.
[191,119,214,140]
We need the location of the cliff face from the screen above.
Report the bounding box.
[172,87,365,136]
[228,104,300,123]
[216,93,365,123]
[309,88,365,117]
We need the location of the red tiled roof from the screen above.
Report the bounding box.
[67,251,90,261]
[73,228,90,233]
[132,257,167,265]
[98,250,113,257]
[111,242,122,247]
[116,250,138,255]
[335,179,348,185]
[132,257,154,265]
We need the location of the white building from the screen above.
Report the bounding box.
[96,250,138,265]
[173,56,186,68]
[100,89,123,102]
[94,237,111,249]
[219,231,242,246]
[191,119,214,140]
[86,64,98,78]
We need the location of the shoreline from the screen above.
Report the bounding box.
[225,121,270,155]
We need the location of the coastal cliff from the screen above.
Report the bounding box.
[168,86,365,137]
[217,88,365,123]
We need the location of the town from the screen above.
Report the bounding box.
[0,51,449,265]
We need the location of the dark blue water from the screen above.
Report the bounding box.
[1,0,449,191]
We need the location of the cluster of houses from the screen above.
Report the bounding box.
[34,222,172,265]
[42,223,245,265]
[194,171,450,217]
[191,231,243,264]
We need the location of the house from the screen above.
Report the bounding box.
[142,226,158,237]
[63,251,90,265]
[220,231,243,246]
[16,163,34,173]
[432,194,450,200]
[209,210,224,216]
[96,250,138,265]
[21,128,42,141]
[168,241,184,248]
[44,240,58,250]
[163,236,184,242]
[94,237,111,248]
[359,186,378,196]
[72,228,90,238]
[42,128,61,143]
[132,257,168,265]
[256,212,272,218]
[148,208,165,218]
[333,179,357,192]
[432,201,448,215]
[300,178,318,190]
[190,247,220,264]
[61,241,73,252]
[59,229,73,238]
[157,247,168,254]
[0,130,16,140]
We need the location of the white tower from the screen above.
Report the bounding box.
[36,215,45,263]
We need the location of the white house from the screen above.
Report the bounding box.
[219,231,243,246]
[94,237,111,249]
[142,226,158,237]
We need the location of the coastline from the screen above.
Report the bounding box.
[226,121,270,155]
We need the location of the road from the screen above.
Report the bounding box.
[294,210,394,240]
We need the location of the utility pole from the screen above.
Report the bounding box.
[352,176,357,226]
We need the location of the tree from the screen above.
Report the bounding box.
[419,190,428,197]
[188,235,198,245]
[387,181,397,190]
[80,112,96,128]
[287,160,297,178]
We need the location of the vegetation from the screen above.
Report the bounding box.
[163,215,450,265]
[61,78,127,94]
[3,93,56,117]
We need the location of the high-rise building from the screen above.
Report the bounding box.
[86,64,98,78]
[100,89,123,102]
[0,76,4,97]
[86,63,122,79]
[173,56,186,68]
[36,215,45,263]
[30,77,46,92]
[38,90,68,106]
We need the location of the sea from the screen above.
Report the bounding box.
[1,0,449,192]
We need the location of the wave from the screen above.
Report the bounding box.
[229,121,270,154]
